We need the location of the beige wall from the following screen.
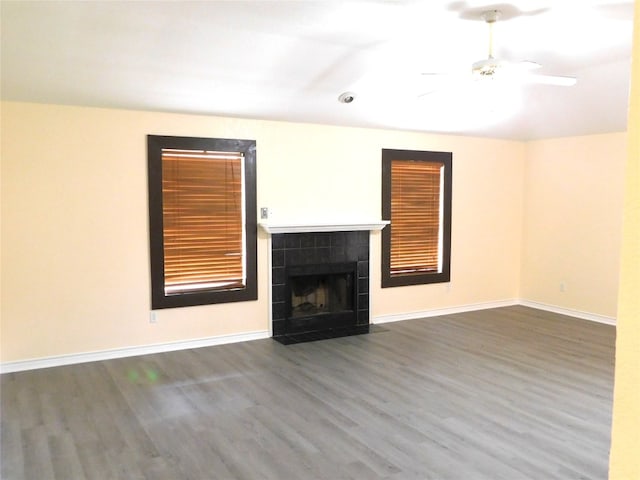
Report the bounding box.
[609,0,640,477]
[521,133,627,318]
[0,102,526,362]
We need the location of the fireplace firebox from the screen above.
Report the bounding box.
[286,262,357,334]
[271,231,370,344]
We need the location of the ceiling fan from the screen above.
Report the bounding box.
[421,9,577,94]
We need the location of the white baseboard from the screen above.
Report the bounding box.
[373,299,519,324]
[518,300,616,326]
[0,330,270,374]
[2,299,615,374]
[373,298,616,327]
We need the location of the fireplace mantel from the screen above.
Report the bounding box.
[259,220,389,234]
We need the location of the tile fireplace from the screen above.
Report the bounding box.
[270,230,370,343]
[261,220,388,344]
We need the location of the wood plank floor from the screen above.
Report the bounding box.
[1,306,615,479]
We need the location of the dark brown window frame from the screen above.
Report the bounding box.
[148,135,257,309]
[381,148,452,288]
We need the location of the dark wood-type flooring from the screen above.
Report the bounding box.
[1,306,615,479]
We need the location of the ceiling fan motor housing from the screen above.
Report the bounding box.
[472,58,504,78]
[481,10,501,23]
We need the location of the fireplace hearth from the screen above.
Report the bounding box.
[271,231,370,344]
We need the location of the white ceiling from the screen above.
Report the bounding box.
[1,0,635,140]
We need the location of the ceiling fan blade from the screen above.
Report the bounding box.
[512,60,541,71]
[594,3,635,21]
[527,74,577,86]
[417,73,469,98]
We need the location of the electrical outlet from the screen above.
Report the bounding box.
[150,311,157,323]
[560,281,566,292]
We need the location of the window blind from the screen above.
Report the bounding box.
[390,159,443,276]
[161,148,245,294]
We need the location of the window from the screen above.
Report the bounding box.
[381,148,452,288]
[147,135,257,309]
